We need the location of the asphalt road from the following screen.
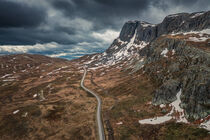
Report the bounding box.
[80,67,105,140]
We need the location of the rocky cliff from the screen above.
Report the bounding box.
[117,11,210,43]
[138,34,210,120]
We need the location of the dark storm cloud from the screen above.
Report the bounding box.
[0,0,209,51]
[0,28,78,45]
[0,0,46,28]
[151,0,203,11]
[50,0,150,30]
[51,0,210,30]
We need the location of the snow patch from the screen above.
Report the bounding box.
[33,94,37,98]
[167,14,179,18]
[1,74,13,79]
[22,112,28,117]
[170,29,210,36]
[188,36,208,42]
[200,118,210,131]
[112,33,147,61]
[116,122,123,125]
[141,21,156,28]
[160,104,166,108]
[139,114,172,125]
[13,110,20,114]
[117,38,128,44]
[161,48,169,57]
[172,49,175,55]
[3,79,15,82]
[201,29,210,34]
[190,12,204,18]
[139,89,188,125]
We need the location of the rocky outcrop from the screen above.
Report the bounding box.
[181,67,210,120]
[137,36,210,120]
[119,21,139,42]
[152,80,181,105]
[86,11,209,68]
[118,11,210,45]
[103,11,210,65]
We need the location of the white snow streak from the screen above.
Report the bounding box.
[13,110,20,114]
[161,48,169,57]
[190,12,204,18]
[200,118,210,131]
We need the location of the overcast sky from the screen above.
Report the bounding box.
[0,0,209,58]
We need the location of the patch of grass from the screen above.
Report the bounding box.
[52,77,67,85]
[0,83,19,96]
[22,105,42,117]
[44,104,65,121]
[68,126,92,140]
[110,99,133,119]
[0,115,29,138]
[159,122,209,140]
[26,82,50,95]
[50,87,62,94]
[110,95,157,119]
[69,128,85,140]
[117,126,137,140]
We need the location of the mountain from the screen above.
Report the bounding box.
[78,10,210,137]
[82,11,210,67]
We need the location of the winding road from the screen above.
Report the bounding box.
[81,67,105,140]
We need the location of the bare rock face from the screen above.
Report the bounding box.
[157,11,210,35]
[138,35,210,120]
[116,11,210,48]
[157,13,189,36]
[180,11,210,31]
[118,20,157,43]
[152,80,181,105]
[119,20,139,42]
[135,21,157,42]
[181,68,210,120]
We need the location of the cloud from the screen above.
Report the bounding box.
[0,0,209,59]
[143,0,210,23]
[0,41,107,59]
[50,0,151,30]
[92,29,119,43]
[0,42,60,53]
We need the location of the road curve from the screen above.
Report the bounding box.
[81,67,105,140]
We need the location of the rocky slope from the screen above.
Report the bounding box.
[140,33,210,120]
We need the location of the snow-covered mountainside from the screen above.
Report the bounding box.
[82,11,210,69]
[79,10,210,130]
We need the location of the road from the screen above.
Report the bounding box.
[81,67,105,140]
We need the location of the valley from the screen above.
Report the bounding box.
[0,10,210,140]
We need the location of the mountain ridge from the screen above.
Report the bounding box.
[81,10,210,68]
